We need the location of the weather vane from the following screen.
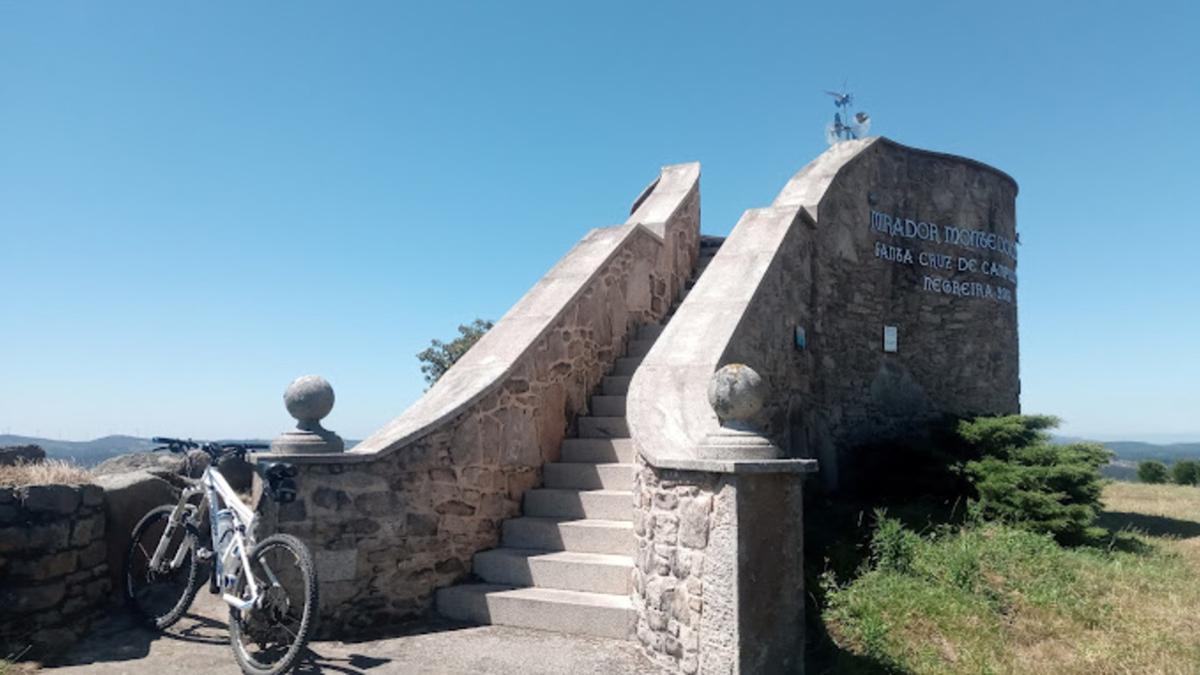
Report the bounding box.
[824,83,871,144]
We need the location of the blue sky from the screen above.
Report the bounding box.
[1,2,1197,443]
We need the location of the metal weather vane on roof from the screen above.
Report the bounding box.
[824,83,871,144]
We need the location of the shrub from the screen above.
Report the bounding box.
[958,415,1110,544]
[867,510,921,574]
[1171,460,1200,486]
[1138,460,1168,484]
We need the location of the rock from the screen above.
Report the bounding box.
[24,521,71,550]
[22,485,82,515]
[679,494,711,549]
[312,487,352,511]
[10,550,77,581]
[69,513,105,546]
[92,451,187,478]
[3,581,66,613]
[406,513,438,536]
[0,445,46,466]
[94,470,178,597]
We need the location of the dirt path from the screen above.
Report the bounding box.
[41,593,659,674]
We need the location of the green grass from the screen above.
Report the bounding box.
[819,483,1200,674]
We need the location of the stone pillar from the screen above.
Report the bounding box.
[633,364,815,674]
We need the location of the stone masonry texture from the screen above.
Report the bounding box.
[257,184,700,637]
[632,459,729,674]
[0,483,111,659]
[725,139,1020,489]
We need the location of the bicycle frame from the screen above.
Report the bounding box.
[147,464,263,612]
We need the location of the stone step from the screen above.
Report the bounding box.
[589,395,626,417]
[601,375,630,395]
[524,488,633,521]
[611,357,641,376]
[560,438,635,464]
[578,416,629,439]
[501,517,634,555]
[636,323,664,341]
[626,339,656,358]
[544,462,634,491]
[436,584,635,640]
[472,548,633,595]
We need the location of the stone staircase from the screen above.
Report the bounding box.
[436,235,724,639]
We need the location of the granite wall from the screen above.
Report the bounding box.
[254,164,701,636]
[632,461,723,674]
[771,138,1020,487]
[632,460,809,674]
[0,484,110,658]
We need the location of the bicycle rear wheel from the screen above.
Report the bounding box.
[228,533,318,675]
[124,505,202,629]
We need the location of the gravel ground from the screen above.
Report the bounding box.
[37,593,660,674]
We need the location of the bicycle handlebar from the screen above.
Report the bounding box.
[151,437,269,459]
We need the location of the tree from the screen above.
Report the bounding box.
[416,319,494,386]
[1138,461,1168,484]
[959,415,1111,544]
[1171,460,1199,486]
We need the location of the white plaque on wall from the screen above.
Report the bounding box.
[883,325,898,353]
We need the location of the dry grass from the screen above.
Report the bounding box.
[823,482,1200,674]
[0,459,93,487]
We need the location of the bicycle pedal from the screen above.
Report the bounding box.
[195,547,214,562]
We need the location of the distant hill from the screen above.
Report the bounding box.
[1053,437,1200,482]
[0,434,360,467]
[0,434,158,466]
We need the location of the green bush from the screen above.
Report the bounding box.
[1138,460,1168,484]
[958,415,1110,544]
[1171,460,1200,486]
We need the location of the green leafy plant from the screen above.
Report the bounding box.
[1137,460,1168,484]
[416,319,494,386]
[958,415,1111,544]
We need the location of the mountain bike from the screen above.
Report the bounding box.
[124,437,318,675]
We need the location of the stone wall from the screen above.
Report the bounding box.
[771,138,1020,487]
[632,461,726,674]
[632,460,810,674]
[0,484,110,657]
[254,164,701,636]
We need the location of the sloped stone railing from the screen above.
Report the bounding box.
[624,141,866,674]
[627,139,871,471]
[253,163,700,635]
[626,137,1019,673]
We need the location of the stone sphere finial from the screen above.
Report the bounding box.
[284,375,335,425]
[708,364,766,430]
[270,374,345,455]
[699,363,781,460]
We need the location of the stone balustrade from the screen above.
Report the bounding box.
[251,163,701,635]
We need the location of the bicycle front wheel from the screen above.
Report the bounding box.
[228,533,318,675]
[124,505,202,629]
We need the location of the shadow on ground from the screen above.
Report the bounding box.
[48,594,394,674]
[1097,510,1200,539]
